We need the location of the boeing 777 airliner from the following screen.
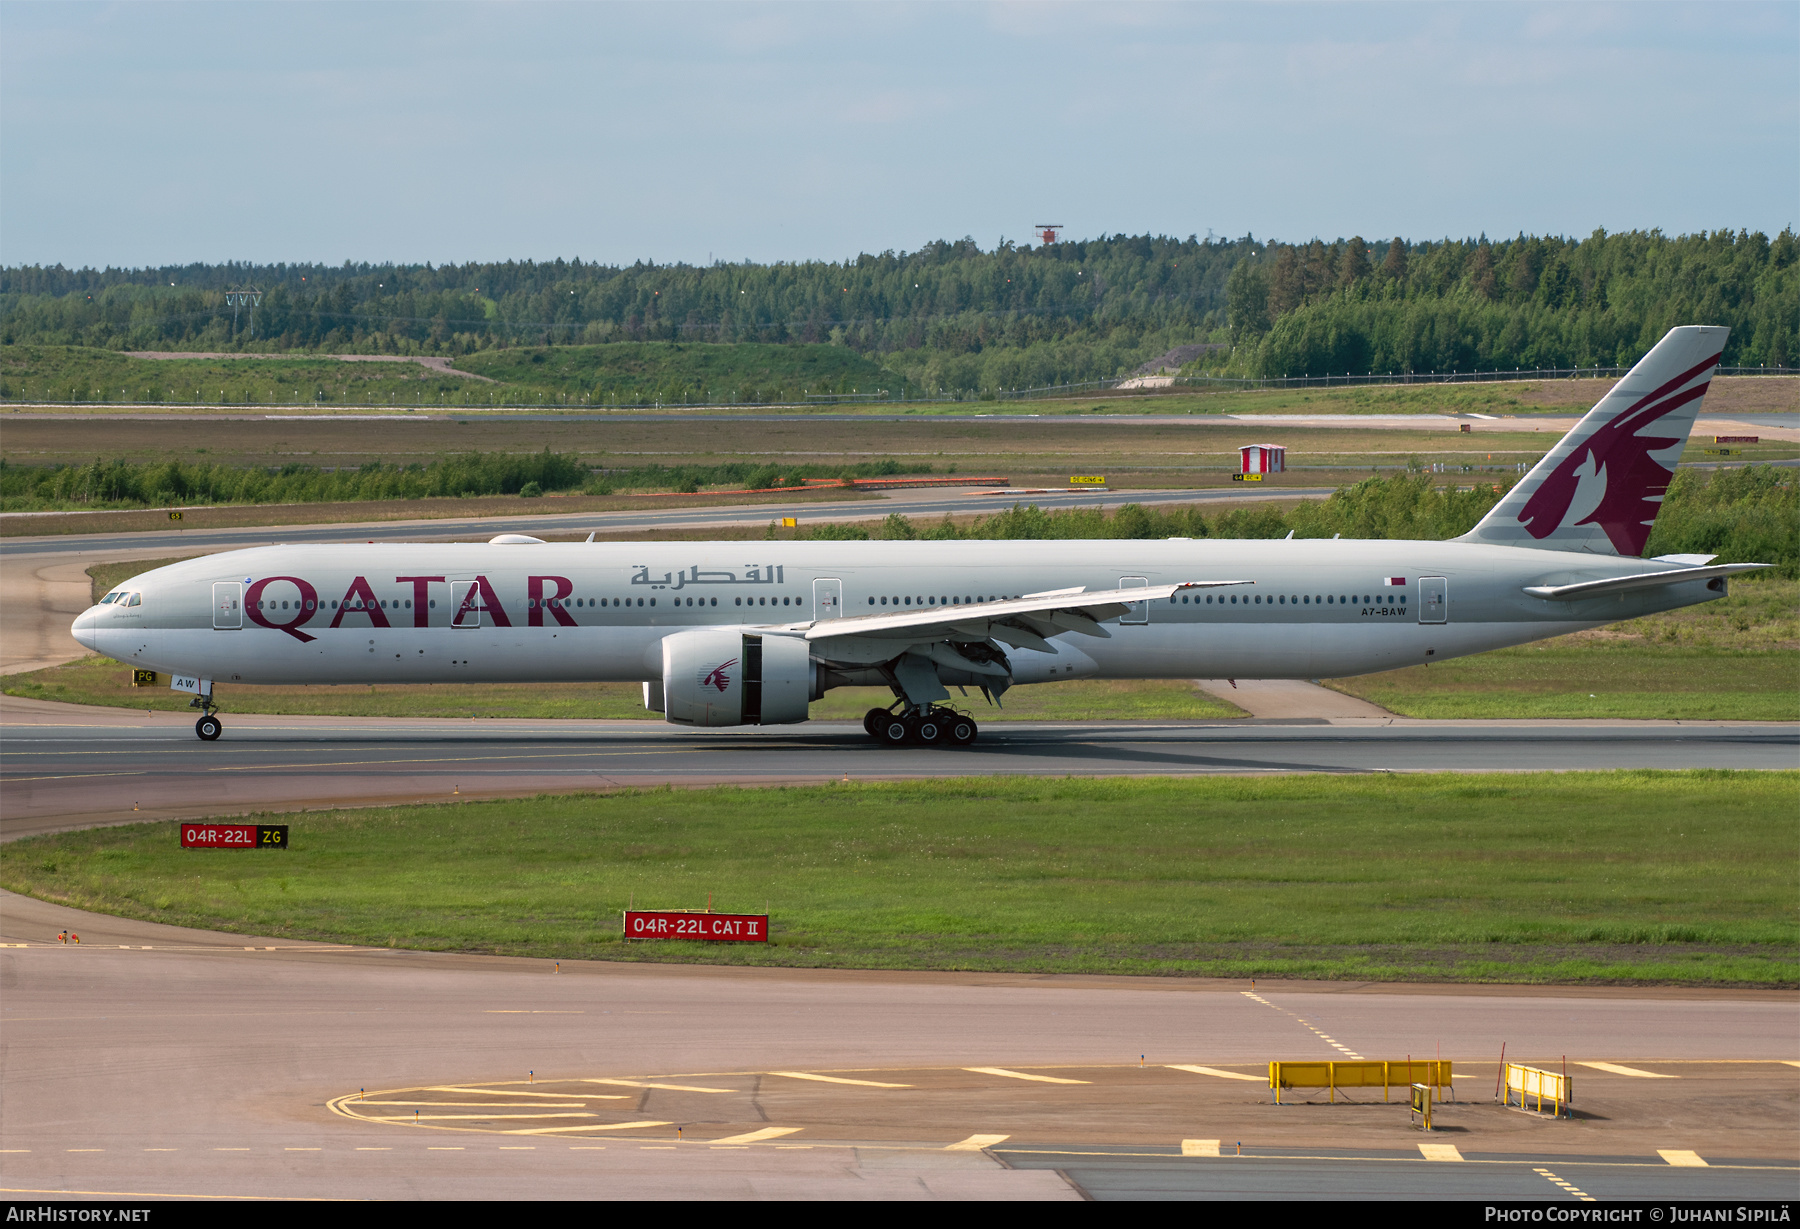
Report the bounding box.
[74,326,1763,745]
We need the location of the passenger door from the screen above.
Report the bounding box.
[211,582,242,630]
[1418,577,1448,623]
[450,580,482,629]
[812,577,843,622]
[1118,576,1149,625]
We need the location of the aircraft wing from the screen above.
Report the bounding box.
[805,580,1252,652]
[1523,563,1769,601]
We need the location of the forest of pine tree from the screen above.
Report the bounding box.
[2,228,1792,393]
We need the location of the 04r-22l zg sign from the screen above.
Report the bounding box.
[181,824,289,849]
[624,911,768,942]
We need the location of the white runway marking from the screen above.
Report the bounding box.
[964,1067,1089,1085]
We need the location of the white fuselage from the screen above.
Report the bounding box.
[73,537,1725,692]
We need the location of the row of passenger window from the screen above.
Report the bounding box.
[252,590,1403,616]
[249,595,809,613]
[521,596,802,608]
[1173,593,1405,606]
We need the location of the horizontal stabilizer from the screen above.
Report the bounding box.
[1523,563,1768,601]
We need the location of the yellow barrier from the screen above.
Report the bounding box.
[1268,1060,1452,1105]
[1502,1063,1571,1117]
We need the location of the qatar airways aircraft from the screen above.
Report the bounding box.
[75,325,1761,746]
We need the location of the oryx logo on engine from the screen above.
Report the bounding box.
[699,658,738,692]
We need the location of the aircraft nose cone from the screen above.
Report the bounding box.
[71,608,100,651]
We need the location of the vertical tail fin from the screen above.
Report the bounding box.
[1458,325,1728,555]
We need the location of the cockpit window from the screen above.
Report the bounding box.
[100,591,121,604]
[125,592,142,607]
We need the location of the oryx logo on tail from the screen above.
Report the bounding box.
[1457,326,1727,556]
[699,658,738,692]
[1516,351,1721,556]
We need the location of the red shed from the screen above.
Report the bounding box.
[1238,444,1286,474]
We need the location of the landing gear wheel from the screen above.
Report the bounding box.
[947,714,978,746]
[877,713,910,745]
[863,707,890,737]
[195,714,222,741]
[914,713,944,745]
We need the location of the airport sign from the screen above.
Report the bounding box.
[181,823,289,849]
[1231,474,1263,482]
[1069,476,1106,485]
[624,910,769,942]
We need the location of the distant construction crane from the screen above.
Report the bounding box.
[1034,224,1063,246]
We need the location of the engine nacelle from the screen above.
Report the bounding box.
[661,629,818,726]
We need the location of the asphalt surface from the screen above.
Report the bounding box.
[996,1144,1800,1201]
[0,483,1329,558]
[1,889,1793,1201]
[5,705,1796,841]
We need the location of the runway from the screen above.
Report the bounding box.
[0,889,1793,1201]
[4,699,1795,840]
[0,482,1326,559]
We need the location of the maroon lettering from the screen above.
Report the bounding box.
[330,577,392,629]
[470,575,511,627]
[244,577,319,643]
[528,576,578,628]
[395,576,444,628]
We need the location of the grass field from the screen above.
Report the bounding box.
[0,485,873,537]
[3,773,1792,984]
[5,344,1790,418]
[3,366,1787,524]
[0,346,496,407]
[454,342,894,402]
[0,402,1592,473]
[0,343,893,407]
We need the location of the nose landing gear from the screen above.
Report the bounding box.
[864,705,978,747]
[190,694,223,741]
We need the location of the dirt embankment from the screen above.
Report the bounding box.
[1510,374,1797,414]
[125,352,498,382]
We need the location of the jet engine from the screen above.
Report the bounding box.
[660,629,821,726]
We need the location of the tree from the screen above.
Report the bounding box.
[1225,260,1270,339]
[1380,238,1409,284]
[1269,246,1303,316]
[1468,243,1497,301]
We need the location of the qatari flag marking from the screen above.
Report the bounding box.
[1385,577,1407,586]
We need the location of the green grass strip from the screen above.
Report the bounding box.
[4,771,1793,985]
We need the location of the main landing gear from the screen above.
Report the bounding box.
[191,695,223,741]
[862,706,978,747]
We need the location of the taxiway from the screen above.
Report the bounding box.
[4,699,1795,841]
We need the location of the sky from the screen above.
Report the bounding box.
[2,1,1795,269]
